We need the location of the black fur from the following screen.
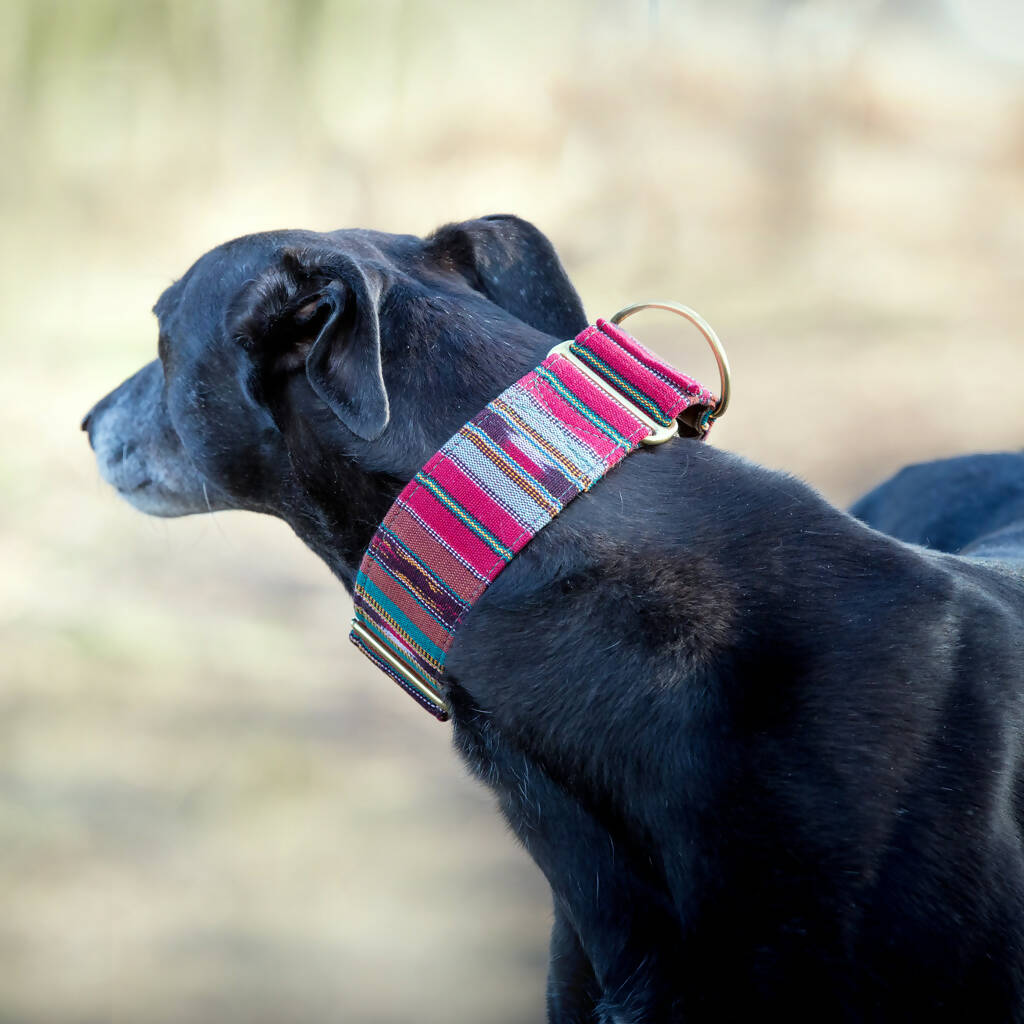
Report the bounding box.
[84,215,1024,1021]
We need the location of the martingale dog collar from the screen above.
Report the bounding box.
[349,302,731,720]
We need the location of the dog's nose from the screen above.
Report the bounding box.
[81,407,96,449]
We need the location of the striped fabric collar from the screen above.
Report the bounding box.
[349,316,719,720]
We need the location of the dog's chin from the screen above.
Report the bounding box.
[114,482,221,518]
[98,455,232,518]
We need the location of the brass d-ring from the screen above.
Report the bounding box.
[610,301,731,424]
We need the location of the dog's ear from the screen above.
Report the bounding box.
[302,263,390,441]
[229,251,389,441]
[427,215,588,339]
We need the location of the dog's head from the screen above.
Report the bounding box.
[83,215,586,583]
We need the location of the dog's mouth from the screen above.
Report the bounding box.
[99,455,201,517]
[86,418,227,518]
[101,444,152,493]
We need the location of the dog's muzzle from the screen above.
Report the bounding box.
[82,359,228,518]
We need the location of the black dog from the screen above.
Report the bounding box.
[83,215,1024,1022]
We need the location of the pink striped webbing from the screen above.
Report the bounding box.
[349,318,717,720]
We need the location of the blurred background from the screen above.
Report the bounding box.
[2,1,1023,1021]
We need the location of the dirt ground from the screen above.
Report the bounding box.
[2,2,1023,1022]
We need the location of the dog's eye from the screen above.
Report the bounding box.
[157,331,170,365]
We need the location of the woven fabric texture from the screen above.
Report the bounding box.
[350,318,716,719]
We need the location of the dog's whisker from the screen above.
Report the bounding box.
[202,482,231,544]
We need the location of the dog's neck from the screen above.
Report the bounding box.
[277,318,560,589]
[346,319,720,719]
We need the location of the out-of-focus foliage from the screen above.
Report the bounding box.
[1,2,1022,1021]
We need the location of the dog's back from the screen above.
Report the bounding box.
[852,451,1024,566]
